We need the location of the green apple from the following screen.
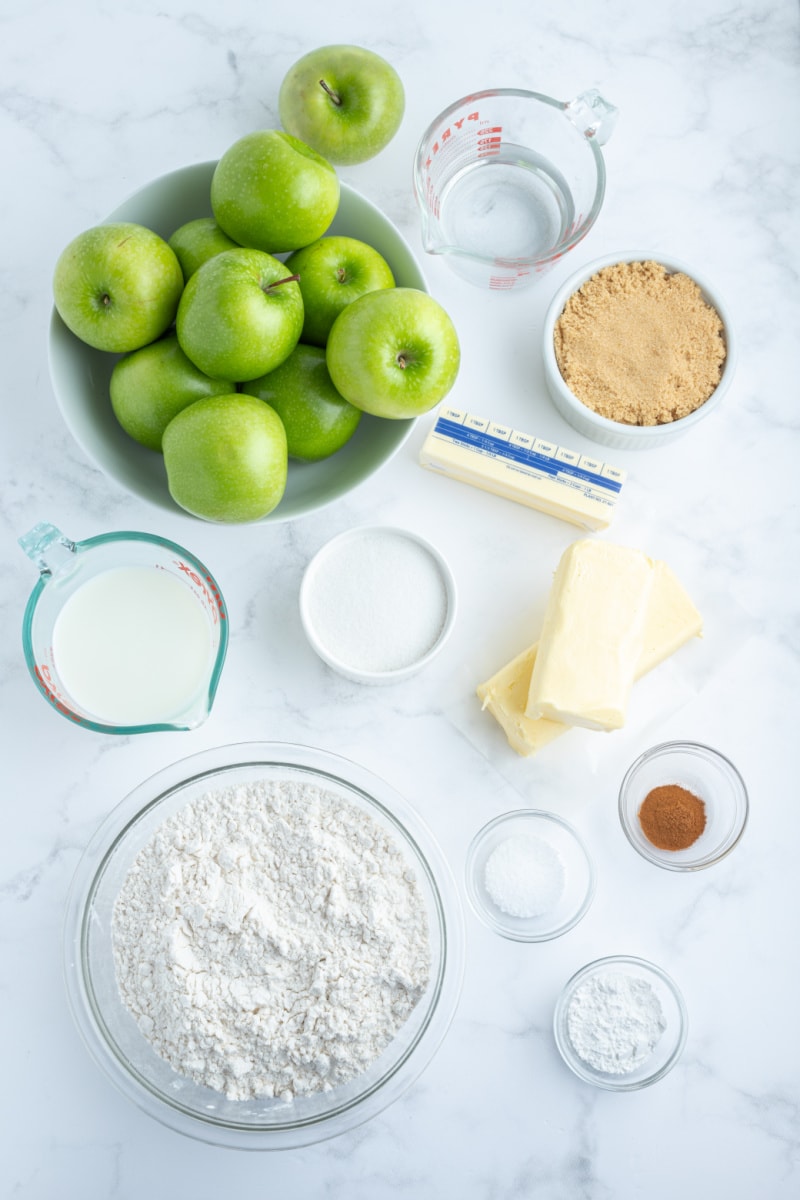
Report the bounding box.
[176,247,304,381]
[278,45,404,166]
[285,235,395,346]
[162,393,288,522]
[168,217,240,281]
[52,222,183,352]
[241,343,361,462]
[109,333,230,450]
[210,130,340,254]
[326,288,460,419]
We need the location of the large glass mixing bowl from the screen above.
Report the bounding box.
[63,742,464,1149]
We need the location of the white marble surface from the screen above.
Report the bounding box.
[2,0,799,1195]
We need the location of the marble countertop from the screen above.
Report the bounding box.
[3,1,799,1196]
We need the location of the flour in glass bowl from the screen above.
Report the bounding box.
[111,779,431,1102]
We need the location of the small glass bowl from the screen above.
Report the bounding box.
[619,741,748,871]
[553,955,688,1091]
[465,809,595,942]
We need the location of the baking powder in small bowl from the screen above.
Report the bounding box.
[300,525,457,684]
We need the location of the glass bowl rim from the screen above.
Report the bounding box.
[63,740,465,1149]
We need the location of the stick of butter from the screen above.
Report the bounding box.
[525,540,656,731]
[477,561,702,756]
[419,407,626,531]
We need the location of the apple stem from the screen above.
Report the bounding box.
[263,274,301,292]
[319,78,343,107]
[101,294,111,307]
[396,354,408,369]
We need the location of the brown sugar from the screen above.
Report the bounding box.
[554,260,727,426]
[637,782,707,851]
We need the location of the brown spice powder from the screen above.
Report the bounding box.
[554,260,727,426]
[638,782,707,851]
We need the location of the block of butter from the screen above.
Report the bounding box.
[526,539,656,731]
[477,560,703,756]
[419,407,625,531]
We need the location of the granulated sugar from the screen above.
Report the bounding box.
[305,528,448,673]
[111,779,431,1101]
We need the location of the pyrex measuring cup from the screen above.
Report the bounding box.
[413,88,618,290]
[19,523,228,734]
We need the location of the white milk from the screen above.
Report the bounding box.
[52,566,214,725]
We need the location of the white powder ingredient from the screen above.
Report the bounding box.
[484,834,565,918]
[566,971,667,1074]
[111,779,431,1102]
[306,530,448,672]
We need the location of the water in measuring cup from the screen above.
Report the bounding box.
[52,566,214,726]
[438,144,576,263]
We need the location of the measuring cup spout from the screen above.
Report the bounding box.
[19,522,78,579]
[564,89,619,146]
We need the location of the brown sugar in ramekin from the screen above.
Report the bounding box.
[553,260,727,426]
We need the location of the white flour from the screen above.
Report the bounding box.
[111,779,431,1101]
[566,970,666,1075]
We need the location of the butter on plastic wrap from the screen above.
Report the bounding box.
[477,560,703,757]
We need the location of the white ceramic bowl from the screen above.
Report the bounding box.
[542,252,737,450]
[299,525,457,684]
[63,742,465,1149]
[48,163,428,522]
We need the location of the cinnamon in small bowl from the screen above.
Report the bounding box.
[618,741,748,871]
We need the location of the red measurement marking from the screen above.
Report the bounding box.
[35,664,84,723]
[174,560,225,624]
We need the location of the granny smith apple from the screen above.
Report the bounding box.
[168,217,240,281]
[326,288,460,419]
[241,343,361,462]
[211,130,340,253]
[109,333,230,450]
[278,45,404,166]
[176,247,304,381]
[285,235,395,346]
[53,222,183,352]
[162,393,288,522]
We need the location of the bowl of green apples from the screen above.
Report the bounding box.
[49,143,459,524]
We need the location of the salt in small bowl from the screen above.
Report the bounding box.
[465,809,595,942]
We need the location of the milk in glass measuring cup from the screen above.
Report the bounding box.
[19,523,228,733]
[413,88,618,290]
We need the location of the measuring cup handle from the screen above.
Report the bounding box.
[18,522,77,578]
[565,89,619,146]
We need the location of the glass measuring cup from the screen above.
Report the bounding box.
[19,523,228,734]
[413,88,618,291]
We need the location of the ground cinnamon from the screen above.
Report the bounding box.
[638,783,706,851]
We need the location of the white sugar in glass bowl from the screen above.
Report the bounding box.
[542,252,737,450]
[299,525,457,684]
[48,164,428,522]
[63,742,464,1149]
